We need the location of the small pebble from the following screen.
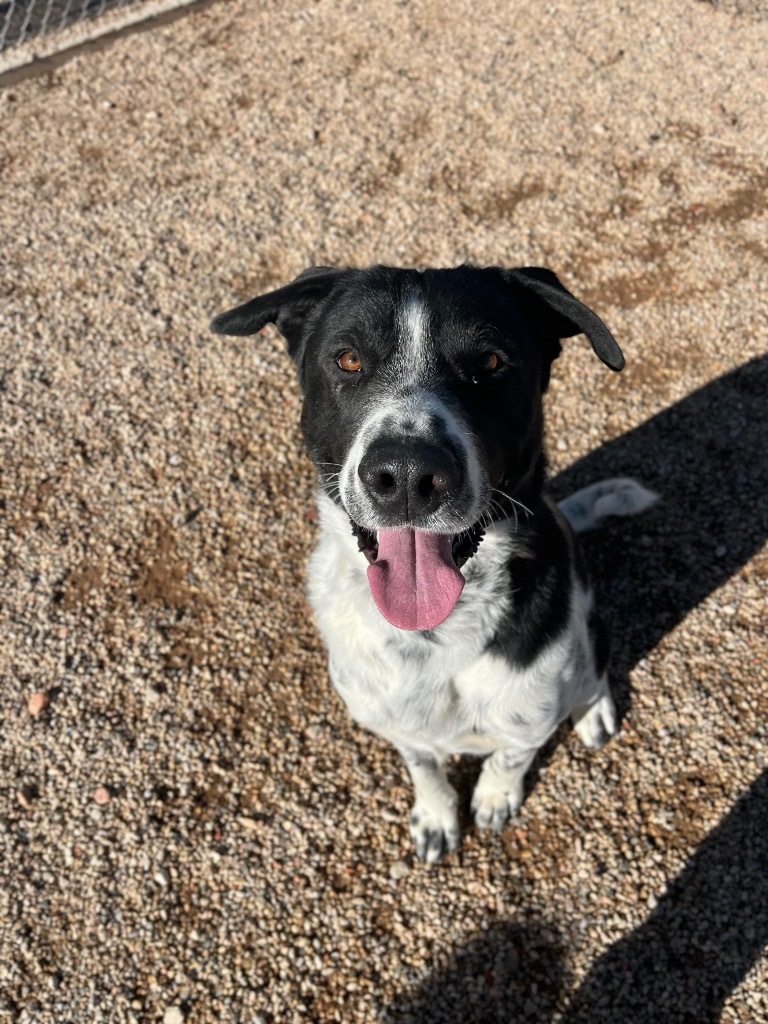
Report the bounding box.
[237,816,261,832]
[93,786,111,806]
[162,1008,185,1024]
[28,691,49,717]
[389,860,410,880]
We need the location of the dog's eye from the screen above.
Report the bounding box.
[471,352,502,382]
[337,350,363,373]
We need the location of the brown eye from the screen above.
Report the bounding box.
[337,350,363,373]
[473,354,501,382]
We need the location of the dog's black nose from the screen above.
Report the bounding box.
[358,441,462,521]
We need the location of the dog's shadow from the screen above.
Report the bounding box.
[558,768,768,1023]
[381,913,568,1024]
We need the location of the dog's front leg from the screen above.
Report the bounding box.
[471,747,538,833]
[397,747,461,865]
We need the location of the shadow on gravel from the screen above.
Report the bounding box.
[384,772,767,1023]
[551,353,768,714]
[560,769,768,1023]
[382,916,566,1023]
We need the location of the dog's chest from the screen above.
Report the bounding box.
[307,504,564,754]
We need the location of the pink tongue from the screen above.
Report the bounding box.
[367,529,465,631]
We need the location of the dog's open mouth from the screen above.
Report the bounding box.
[351,520,485,632]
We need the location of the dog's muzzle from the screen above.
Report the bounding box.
[348,464,486,633]
[339,403,485,633]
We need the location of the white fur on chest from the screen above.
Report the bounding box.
[307,493,591,760]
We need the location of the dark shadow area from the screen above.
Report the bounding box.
[383,772,767,1023]
[382,916,566,1024]
[561,769,768,1023]
[501,354,767,795]
[551,354,768,711]
[547,361,768,1016]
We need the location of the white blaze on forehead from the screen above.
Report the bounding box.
[397,291,431,385]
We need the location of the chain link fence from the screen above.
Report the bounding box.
[0,0,152,54]
[0,0,205,76]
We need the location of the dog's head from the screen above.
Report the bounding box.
[211,265,623,631]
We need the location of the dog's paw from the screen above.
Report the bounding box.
[572,692,618,750]
[409,805,461,865]
[471,781,523,834]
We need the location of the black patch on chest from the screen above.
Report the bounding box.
[489,500,574,668]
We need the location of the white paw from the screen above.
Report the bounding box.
[572,692,618,750]
[409,801,461,865]
[471,780,524,833]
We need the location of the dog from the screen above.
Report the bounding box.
[211,264,656,864]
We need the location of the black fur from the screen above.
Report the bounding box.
[489,497,575,668]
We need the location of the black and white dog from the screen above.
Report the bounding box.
[211,265,655,864]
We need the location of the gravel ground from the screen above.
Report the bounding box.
[1,1,767,1022]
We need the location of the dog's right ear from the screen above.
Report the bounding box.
[210,266,346,361]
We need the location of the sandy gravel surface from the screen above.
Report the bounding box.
[1,1,767,1021]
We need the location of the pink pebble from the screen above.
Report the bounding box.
[28,692,49,717]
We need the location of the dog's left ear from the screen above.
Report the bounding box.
[210,266,348,361]
[505,267,625,372]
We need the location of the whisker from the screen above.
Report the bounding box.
[485,493,520,530]
[491,487,533,519]
[487,496,505,518]
[475,506,494,532]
